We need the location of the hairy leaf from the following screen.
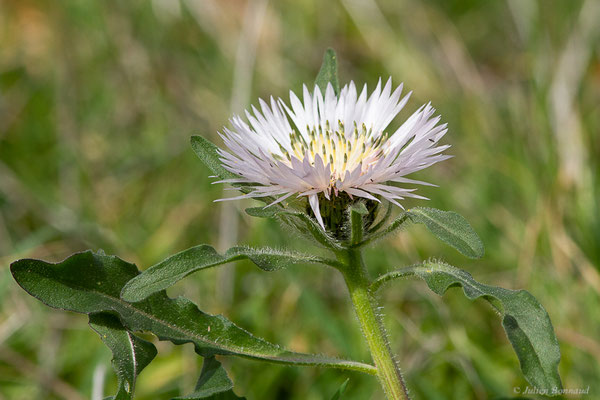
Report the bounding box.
[407,207,484,258]
[190,136,238,182]
[172,357,244,399]
[89,313,157,400]
[190,135,273,204]
[121,244,324,302]
[373,261,562,392]
[315,48,340,96]
[11,251,376,375]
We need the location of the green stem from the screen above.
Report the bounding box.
[339,248,410,400]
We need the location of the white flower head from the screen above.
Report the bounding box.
[216,78,451,230]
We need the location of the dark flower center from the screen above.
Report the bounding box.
[306,192,380,240]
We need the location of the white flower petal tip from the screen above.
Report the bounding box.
[216,79,450,228]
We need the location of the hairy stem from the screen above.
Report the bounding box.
[339,248,411,400]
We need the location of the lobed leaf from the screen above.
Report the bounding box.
[10,251,376,376]
[315,48,340,96]
[121,244,324,302]
[172,357,244,399]
[373,261,562,392]
[407,207,484,258]
[89,313,157,400]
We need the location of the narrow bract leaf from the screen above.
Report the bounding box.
[374,261,562,392]
[172,357,244,399]
[349,202,368,215]
[190,136,239,181]
[367,202,393,234]
[190,135,273,202]
[348,203,367,245]
[121,244,321,302]
[246,207,342,250]
[330,378,349,400]
[315,48,340,96]
[89,313,157,400]
[407,207,484,258]
[245,206,284,219]
[358,211,409,247]
[10,252,376,376]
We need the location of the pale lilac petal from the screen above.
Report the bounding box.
[214,78,450,231]
[308,194,325,229]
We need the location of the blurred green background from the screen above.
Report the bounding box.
[1,0,599,399]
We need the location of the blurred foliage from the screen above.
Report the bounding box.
[0,0,598,399]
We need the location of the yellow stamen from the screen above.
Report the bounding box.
[282,120,389,181]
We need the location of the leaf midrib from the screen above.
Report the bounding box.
[411,209,477,254]
[126,251,320,296]
[423,266,551,384]
[125,331,137,395]
[27,270,376,375]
